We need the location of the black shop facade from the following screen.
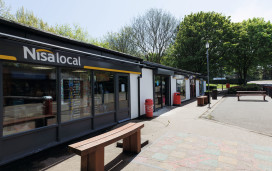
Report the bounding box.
[0,19,142,165]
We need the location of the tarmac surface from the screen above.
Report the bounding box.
[47,95,272,171]
[209,95,272,136]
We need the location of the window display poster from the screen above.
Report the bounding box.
[121,84,125,92]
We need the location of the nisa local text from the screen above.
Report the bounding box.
[23,46,81,66]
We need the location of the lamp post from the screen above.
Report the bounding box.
[206,42,210,108]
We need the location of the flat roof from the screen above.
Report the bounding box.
[0,17,142,62]
[142,61,203,76]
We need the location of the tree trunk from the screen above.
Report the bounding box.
[243,68,247,85]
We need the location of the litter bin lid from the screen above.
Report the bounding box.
[43,96,53,100]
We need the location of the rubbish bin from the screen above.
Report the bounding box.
[205,91,211,104]
[43,96,53,115]
[226,83,230,88]
[173,92,181,106]
[269,87,272,98]
[212,90,218,100]
[145,99,153,118]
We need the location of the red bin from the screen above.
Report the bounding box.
[43,96,53,115]
[226,83,230,88]
[173,92,181,106]
[145,99,153,118]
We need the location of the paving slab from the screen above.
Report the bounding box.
[46,96,272,171]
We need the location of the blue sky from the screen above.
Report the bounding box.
[4,0,272,39]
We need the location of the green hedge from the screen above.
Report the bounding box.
[228,84,262,94]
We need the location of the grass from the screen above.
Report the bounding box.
[209,83,239,89]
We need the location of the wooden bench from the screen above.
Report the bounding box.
[237,91,266,101]
[203,96,208,104]
[197,96,207,106]
[68,123,144,171]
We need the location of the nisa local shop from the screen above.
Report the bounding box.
[0,18,142,165]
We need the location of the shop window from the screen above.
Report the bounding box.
[177,79,186,101]
[94,71,115,114]
[2,62,57,136]
[154,75,162,110]
[118,76,128,110]
[199,80,203,95]
[61,69,92,122]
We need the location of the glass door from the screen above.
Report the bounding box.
[116,74,130,122]
[190,79,196,98]
[154,75,162,110]
[154,75,170,110]
[162,76,166,107]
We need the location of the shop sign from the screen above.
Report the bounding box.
[23,46,81,66]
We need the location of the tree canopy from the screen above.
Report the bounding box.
[168,12,232,77]
[0,0,105,47]
[104,26,139,56]
[131,8,178,62]
[224,18,272,84]
[163,12,272,83]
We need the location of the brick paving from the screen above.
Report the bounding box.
[47,95,272,171]
[132,132,272,170]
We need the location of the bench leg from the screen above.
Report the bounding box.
[123,130,141,153]
[238,96,240,101]
[81,148,104,171]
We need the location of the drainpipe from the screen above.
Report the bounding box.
[138,73,142,118]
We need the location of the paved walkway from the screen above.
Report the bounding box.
[48,96,272,171]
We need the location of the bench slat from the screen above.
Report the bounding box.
[237,94,266,96]
[77,123,143,156]
[69,123,144,156]
[69,122,135,149]
[237,91,266,93]
[76,124,143,156]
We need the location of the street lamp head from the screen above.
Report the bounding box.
[206,42,209,49]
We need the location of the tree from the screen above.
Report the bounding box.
[6,6,108,46]
[131,8,178,63]
[15,7,54,32]
[105,26,139,56]
[54,23,89,42]
[0,0,13,19]
[171,12,232,77]
[225,18,272,84]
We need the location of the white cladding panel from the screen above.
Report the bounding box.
[171,76,177,105]
[204,81,207,92]
[130,74,138,119]
[140,68,154,115]
[196,80,200,97]
[186,79,190,100]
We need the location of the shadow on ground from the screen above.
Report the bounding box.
[104,153,138,171]
[0,97,209,171]
[0,126,119,171]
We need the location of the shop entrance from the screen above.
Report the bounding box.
[154,75,170,110]
[190,79,196,98]
[116,74,130,122]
